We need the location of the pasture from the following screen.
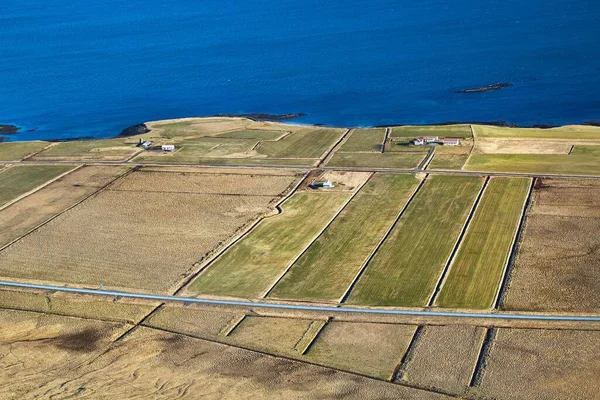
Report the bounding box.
[464,153,600,175]
[326,151,425,168]
[347,175,483,307]
[0,165,74,208]
[436,177,531,309]
[472,124,600,139]
[338,128,385,152]
[32,139,138,161]
[391,124,472,138]
[0,141,49,161]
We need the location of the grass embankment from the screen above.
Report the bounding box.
[0,141,49,161]
[338,128,385,152]
[391,124,472,138]
[269,174,420,301]
[347,175,483,307]
[189,192,351,298]
[435,177,531,309]
[0,165,74,207]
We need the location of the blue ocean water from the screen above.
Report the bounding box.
[1,0,599,141]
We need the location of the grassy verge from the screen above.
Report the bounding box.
[269,174,421,301]
[0,165,74,207]
[188,191,351,298]
[347,175,483,307]
[436,177,531,309]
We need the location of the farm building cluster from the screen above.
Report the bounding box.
[412,136,460,146]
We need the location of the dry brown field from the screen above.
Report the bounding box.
[0,310,448,400]
[402,325,486,395]
[304,321,417,380]
[476,328,600,399]
[502,178,600,312]
[473,137,576,154]
[0,166,128,248]
[313,170,372,191]
[0,170,299,293]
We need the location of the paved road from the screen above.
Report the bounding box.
[2,280,600,322]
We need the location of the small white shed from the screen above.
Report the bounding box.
[162,144,175,152]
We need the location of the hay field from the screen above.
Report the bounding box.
[0,170,298,293]
[0,166,127,247]
[477,328,600,399]
[145,116,284,137]
[427,142,473,170]
[436,178,531,309]
[473,124,600,139]
[315,170,372,191]
[402,325,486,394]
[0,310,446,399]
[502,178,600,312]
[338,128,385,152]
[305,321,417,379]
[391,125,472,138]
[473,137,574,154]
[188,191,351,298]
[464,153,600,175]
[270,174,421,301]
[0,165,74,208]
[348,175,483,307]
[326,151,425,168]
[32,138,138,161]
[256,127,345,159]
[215,129,286,140]
[0,141,49,161]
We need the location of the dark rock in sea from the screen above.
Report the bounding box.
[215,113,307,122]
[119,123,150,137]
[584,121,600,127]
[0,124,20,134]
[26,127,38,132]
[532,124,556,129]
[456,83,513,93]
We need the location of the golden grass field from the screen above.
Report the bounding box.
[502,178,600,312]
[0,169,299,293]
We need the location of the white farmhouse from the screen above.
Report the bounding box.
[161,144,175,152]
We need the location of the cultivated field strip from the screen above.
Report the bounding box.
[346,175,484,307]
[435,177,531,309]
[188,191,352,298]
[337,128,387,152]
[268,174,421,301]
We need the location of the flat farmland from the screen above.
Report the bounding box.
[256,127,345,158]
[502,178,600,312]
[472,124,600,139]
[391,124,472,138]
[0,165,74,208]
[427,142,472,170]
[338,128,385,152]
[146,116,278,137]
[0,170,299,292]
[188,191,351,298]
[402,325,486,394]
[473,137,574,154]
[477,328,600,399]
[347,175,483,307]
[0,141,49,161]
[326,151,425,169]
[269,174,421,301]
[32,139,138,161]
[304,321,417,380]
[464,153,600,175]
[0,166,128,247]
[215,129,286,140]
[436,177,531,309]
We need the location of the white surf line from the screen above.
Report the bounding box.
[426,176,490,307]
[492,177,535,309]
[260,173,374,298]
[0,164,83,213]
[2,280,600,322]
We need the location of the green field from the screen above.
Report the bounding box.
[0,141,50,161]
[326,151,425,169]
[435,177,531,309]
[0,165,74,207]
[464,153,600,175]
[33,139,138,160]
[338,128,385,152]
[473,124,600,139]
[269,174,421,301]
[256,128,344,158]
[391,125,472,138]
[215,129,285,140]
[427,154,469,169]
[347,175,483,307]
[188,191,351,298]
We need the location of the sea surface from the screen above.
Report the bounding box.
[2,0,600,141]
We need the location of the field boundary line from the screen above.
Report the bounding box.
[318,128,353,167]
[221,314,247,337]
[493,177,535,309]
[469,327,496,388]
[171,169,312,296]
[338,174,429,304]
[0,166,134,253]
[260,173,374,298]
[381,127,390,153]
[124,148,144,162]
[0,164,83,212]
[427,176,490,307]
[391,325,424,382]
[21,142,57,161]
[416,147,435,171]
[140,323,461,398]
[463,124,476,169]
[296,318,330,355]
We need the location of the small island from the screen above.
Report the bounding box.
[457,82,513,93]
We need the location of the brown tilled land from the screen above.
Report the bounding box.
[0,170,299,293]
[503,178,600,312]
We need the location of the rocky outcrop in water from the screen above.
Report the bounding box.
[119,123,150,137]
[0,124,19,134]
[457,83,513,93]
